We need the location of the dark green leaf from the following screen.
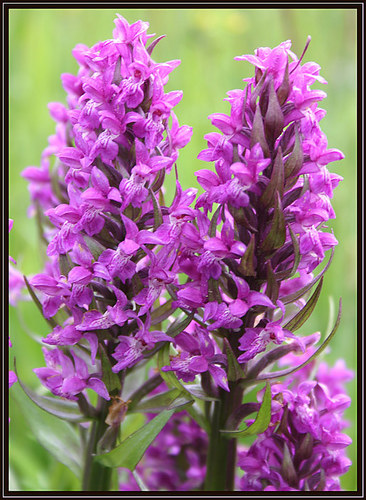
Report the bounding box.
[261,192,286,255]
[224,338,245,382]
[284,277,323,332]
[276,61,290,105]
[166,311,194,338]
[250,104,270,157]
[274,225,301,280]
[208,206,221,238]
[265,261,279,304]
[83,235,106,259]
[260,147,284,208]
[284,125,303,178]
[238,234,256,277]
[264,79,284,149]
[149,188,163,230]
[151,298,174,325]
[221,382,271,438]
[99,344,121,396]
[281,442,298,487]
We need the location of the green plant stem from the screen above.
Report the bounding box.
[204,383,243,491]
[82,400,113,491]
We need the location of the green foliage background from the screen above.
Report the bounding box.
[9,8,357,491]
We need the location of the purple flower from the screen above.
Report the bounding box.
[34,347,109,401]
[162,325,229,391]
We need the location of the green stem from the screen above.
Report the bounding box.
[82,400,114,491]
[204,384,243,491]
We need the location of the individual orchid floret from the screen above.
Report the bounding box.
[162,325,229,391]
[34,347,110,401]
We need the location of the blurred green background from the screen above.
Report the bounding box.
[9,8,357,491]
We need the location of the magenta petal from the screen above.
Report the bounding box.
[88,377,110,400]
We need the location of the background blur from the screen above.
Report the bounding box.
[8,8,357,491]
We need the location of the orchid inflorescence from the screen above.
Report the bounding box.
[9,15,352,492]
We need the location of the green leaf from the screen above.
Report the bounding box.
[99,344,121,396]
[11,383,83,478]
[130,388,193,413]
[250,104,270,157]
[264,79,284,148]
[265,261,279,304]
[261,192,286,255]
[149,188,163,230]
[238,234,256,277]
[224,338,245,382]
[260,147,284,208]
[166,311,194,338]
[95,407,175,469]
[221,382,272,438]
[274,225,301,280]
[284,277,323,332]
[15,367,86,422]
[23,275,58,329]
[284,125,303,179]
[150,298,174,325]
[208,205,221,238]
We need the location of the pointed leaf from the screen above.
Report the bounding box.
[221,382,271,437]
[208,206,221,238]
[264,79,284,149]
[130,388,193,413]
[250,104,270,157]
[284,126,303,178]
[249,69,268,111]
[95,407,175,469]
[151,298,174,325]
[224,338,245,382]
[265,261,279,304]
[99,344,121,396]
[284,277,323,332]
[238,234,256,277]
[261,192,286,255]
[149,188,163,230]
[277,61,290,105]
[11,383,82,478]
[260,147,284,208]
[147,34,166,55]
[281,442,298,487]
[166,311,194,338]
[274,225,301,280]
